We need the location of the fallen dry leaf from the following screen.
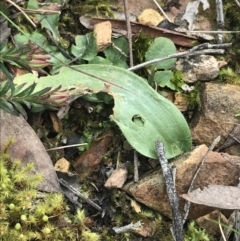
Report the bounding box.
[73,128,114,178]
[49,111,62,133]
[181,185,240,209]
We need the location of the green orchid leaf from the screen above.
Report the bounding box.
[13,64,192,159]
[154,70,176,90]
[27,0,60,40]
[71,33,98,62]
[104,36,129,68]
[89,56,113,65]
[145,37,177,70]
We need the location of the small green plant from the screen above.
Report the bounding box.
[184,221,212,241]
[183,86,201,110]
[70,0,115,17]
[0,140,100,241]
[235,111,240,117]
[219,67,240,85]
[0,80,68,118]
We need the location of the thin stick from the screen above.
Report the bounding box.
[59,178,102,212]
[128,49,225,71]
[234,0,240,8]
[46,143,87,151]
[24,9,60,14]
[123,0,133,67]
[215,0,224,43]
[219,211,227,241]
[182,136,221,223]
[4,0,36,28]
[45,29,74,60]
[113,221,142,234]
[181,30,240,33]
[133,150,139,182]
[152,0,171,22]
[235,211,240,241]
[156,141,184,241]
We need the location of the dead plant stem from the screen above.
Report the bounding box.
[123,0,133,67]
[4,0,36,28]
[182,136,221,223]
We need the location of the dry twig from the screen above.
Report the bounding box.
[215,0,224,43]
[59,178,102,212]
[4,0,36,28]
[156,141,184,241]
[123,0,133,67]
[183,136,221,223]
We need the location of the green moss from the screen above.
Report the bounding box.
[184,221,213,241]
[0,140,100,241]
[70,0,116,17]
[219,67,240,85]
[183,86,201,110]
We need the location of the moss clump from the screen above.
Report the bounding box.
[219,67,240,85]
[0,140,100,241]
[184,221,213,241]
[70,0,115,17]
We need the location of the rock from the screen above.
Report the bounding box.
[175,55,227,83]
[173,92,189,112]
[104,168,128,189]
[94,21,112,51]
[54,157,70,173]
[191,82,240,154]
[122,145,239,220]
[0,110,61,193]
[132,219,157,237]
[196,210,228,236]
[138,9,164,27]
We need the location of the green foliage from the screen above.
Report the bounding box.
[70,0,115,17]
[144,37,178,92]
[103,36,129,68]
[0,40,51,80]
[1,9,192,159]
[235,110,240,117]
[12,64,192,159]
[154,70,175,90]
[225,2,240,28]
[184,221,212,241]
[133,31,153,64]
[0,80,68,118]
[27,0,60,40]
[0,141,100,240]
[71,32,98,62]
[219,67,240,85]
[145,37,177,72]
[170,70,186,90]
[71,34,129,68]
